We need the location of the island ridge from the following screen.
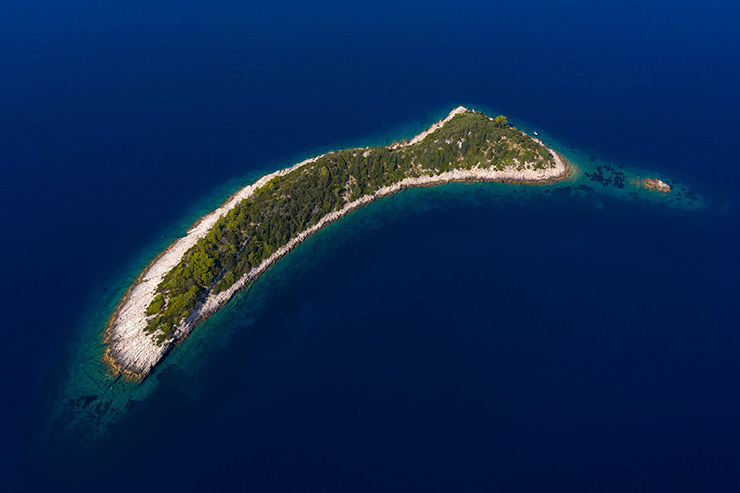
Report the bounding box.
[105,107,575,379]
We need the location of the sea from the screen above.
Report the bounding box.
[2,1,739,491]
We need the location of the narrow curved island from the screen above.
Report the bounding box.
[105,107,574,378]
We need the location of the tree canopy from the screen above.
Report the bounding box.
[145,111,556,343]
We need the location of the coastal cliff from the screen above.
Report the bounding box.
[105,107,572,379]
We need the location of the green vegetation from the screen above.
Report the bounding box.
[144,111,557,343]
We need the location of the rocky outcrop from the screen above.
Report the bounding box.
[630,177,671,193]
[642,178,671,193]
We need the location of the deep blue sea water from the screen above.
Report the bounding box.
[2,1,739,491]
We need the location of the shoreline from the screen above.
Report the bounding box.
[104,108,573,379]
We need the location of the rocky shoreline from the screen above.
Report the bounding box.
[103,154,323,378]
[104,108,572,379]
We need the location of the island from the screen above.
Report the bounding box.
[104,106,682,380]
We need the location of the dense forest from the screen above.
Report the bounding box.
[145,111,556,343]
